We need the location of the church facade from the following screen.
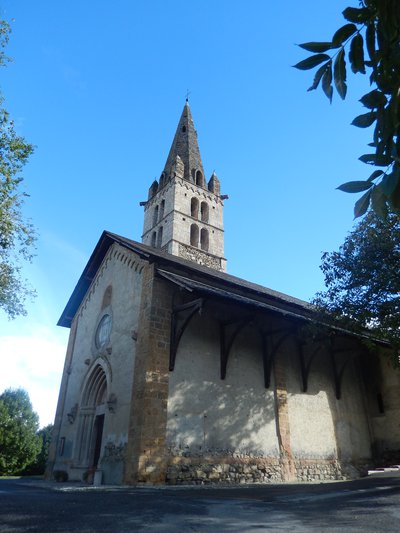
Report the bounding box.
[47,102,400,485]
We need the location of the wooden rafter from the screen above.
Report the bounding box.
[169,298,204,371]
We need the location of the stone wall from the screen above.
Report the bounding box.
[165,454,364,485]
[178,243,223,270]
[142,177,226,271]
[49,244,144,484]
[124,264,173,484]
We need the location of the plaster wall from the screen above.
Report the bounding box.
[334,360,371,462]
[370,353,400,453]
[167,316,279,458]
[286,345,371,463]
[286,347,338,461]
[52,244,144,483]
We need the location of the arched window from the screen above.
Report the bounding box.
[159,172,166,188]
[101,285,112,310]
[191,197,199,218]
[159,199,165,221]
[157,226,163,248]
[200,201,209,223]
[153,205,159,226]
[190,224,199,247]
[195,170,204,187]
[200,228,209,251]
[151,232,157,247]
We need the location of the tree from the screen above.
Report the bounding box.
[0,388,40,475]
[294,1,400,219]
[22,424,53,475]
[313,210,400,349]
[0,19,36,319]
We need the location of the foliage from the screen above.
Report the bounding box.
[0,388,41,475]
[294,1,400,218]
[313,210,400,348]
[22,424,53,476]
[0,19,36,319]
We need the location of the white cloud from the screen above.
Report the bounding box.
[0,331,67,428]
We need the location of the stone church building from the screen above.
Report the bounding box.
[47,102,400,485]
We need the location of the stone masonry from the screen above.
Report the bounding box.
[124,264,173,484]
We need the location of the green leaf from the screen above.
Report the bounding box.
[359,153,392,166]
[322,63,333,102]
[354,190,371,218]
[381,169,400,197]
[307,63,328,92]
[343,7,371,24]
[368,169,384,182]
[371,184,388,219]
[332,23,357,47]
[352,112,377,128]
[337,180,373,193]
[390,183,400,210]
[334,48,347,99]
[360,90,387,109]
[298,42,333,53]
[366,23,376,62]
[349,34,366,74]
[293,54,331,70]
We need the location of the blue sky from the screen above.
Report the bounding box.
[0,1,372,426]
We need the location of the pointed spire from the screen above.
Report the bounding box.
[163,101,205,183]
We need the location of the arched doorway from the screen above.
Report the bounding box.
[76,364,108,474]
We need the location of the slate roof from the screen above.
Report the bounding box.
[162,101,205,183]
[58,230,313,328]
[58,231,389,348]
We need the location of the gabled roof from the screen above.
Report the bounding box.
[58,230,313,328]
[58,231,390,347]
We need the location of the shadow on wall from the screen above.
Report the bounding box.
[167,316,279,458]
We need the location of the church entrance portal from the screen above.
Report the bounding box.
[92,413,105,469]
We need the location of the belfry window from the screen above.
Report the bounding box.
[159,172,166,188]
[157,226,163,248]
[200,202,209,223]
[195,170,204,187]
[200,228,209,251]
[151,231,157,247]
[191,197,199,218]
[159,199,165,221]
[190,224,199,247]
[153,205,159,226]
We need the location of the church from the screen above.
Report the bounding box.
[47,102,400,485]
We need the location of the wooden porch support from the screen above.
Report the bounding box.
[220,317,253,380]
[169,298,204,371]
[260,329,292,389]
[296,340,322,393]
[329,338,358,400]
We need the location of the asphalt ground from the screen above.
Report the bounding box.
[1,473,400,532]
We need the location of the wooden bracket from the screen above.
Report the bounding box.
[329,339,358,400]
[169,298,204,371]
[296,341,322,393]
[220,316,253,380]
[260,329,292,389]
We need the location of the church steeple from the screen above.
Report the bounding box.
[141,102,227,272]
[163,101,205,184]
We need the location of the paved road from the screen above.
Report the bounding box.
[1,474,400,532]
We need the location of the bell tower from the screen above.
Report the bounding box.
[141,101,227,272]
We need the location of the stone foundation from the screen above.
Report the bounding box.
[166,453,368,485]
